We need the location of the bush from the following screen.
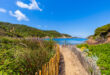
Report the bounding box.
[0,37,56,75]
[77,43,110,75]
[77,44,89,48]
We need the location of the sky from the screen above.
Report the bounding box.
[0,0,110,38]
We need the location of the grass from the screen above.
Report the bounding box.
[0,37,56,75]
[77,43,110,75]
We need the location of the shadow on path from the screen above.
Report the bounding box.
[59,53,65,75]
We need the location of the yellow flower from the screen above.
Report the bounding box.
[81,47,86,52]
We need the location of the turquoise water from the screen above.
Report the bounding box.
[45,38,87,45]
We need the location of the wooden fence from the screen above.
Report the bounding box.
[35,44,60,75]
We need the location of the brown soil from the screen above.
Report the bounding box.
[59,46,88,75]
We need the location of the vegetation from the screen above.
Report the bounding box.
[77,23,110,75]
[0,21,64,75]
[77,43,110,75]
[0,36,56,75]
[77,44,89,48]
[0,22,71,38]
[62,34,72,37]
[93,24,110,39]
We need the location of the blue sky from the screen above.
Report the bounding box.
[0,0,110,37]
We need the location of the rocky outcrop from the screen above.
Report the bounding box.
[86,37,99,45]
[86,36,110,45]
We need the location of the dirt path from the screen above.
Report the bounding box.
[59,46,88,75]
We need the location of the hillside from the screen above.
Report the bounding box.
[79,24,110,74]
[86,24,110,44]
[93,24,110,39]
[0,22,71,38]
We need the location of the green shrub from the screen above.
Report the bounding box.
[0,37,56,75]
[77,43,89,48]
[77,43,110,75]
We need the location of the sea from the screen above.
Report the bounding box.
[45,38,87,45]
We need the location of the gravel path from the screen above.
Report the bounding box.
[59,46,88,75]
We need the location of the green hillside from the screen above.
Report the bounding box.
[80,24,110,75]
[0,21,71,74]
[93,24,110,39]
[0,22,71,38]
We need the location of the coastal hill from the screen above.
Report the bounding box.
[87,24,110,44]
[94,24,110,39]
[0,22,71,38]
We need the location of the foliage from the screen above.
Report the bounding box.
[77,44,89,48]
[62,34,72,37]
[0,22,71,38]
[0,37,56,75]
[93,24,110,39]
[77,43,110,75]
[0,21,64,75]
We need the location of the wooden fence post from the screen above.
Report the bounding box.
[35,72,38,75]
[35,44,60,75]
[49,59,52,75]
[46,63,49,75]
[39,70,41,75]
[44,64,46,75]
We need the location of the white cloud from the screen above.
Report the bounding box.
[9,10,29,21]
[16,0,42,11]
[0,8,7,13]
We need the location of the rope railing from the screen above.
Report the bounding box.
[35,44,60,75]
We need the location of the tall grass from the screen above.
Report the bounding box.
[0,37,56,75]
